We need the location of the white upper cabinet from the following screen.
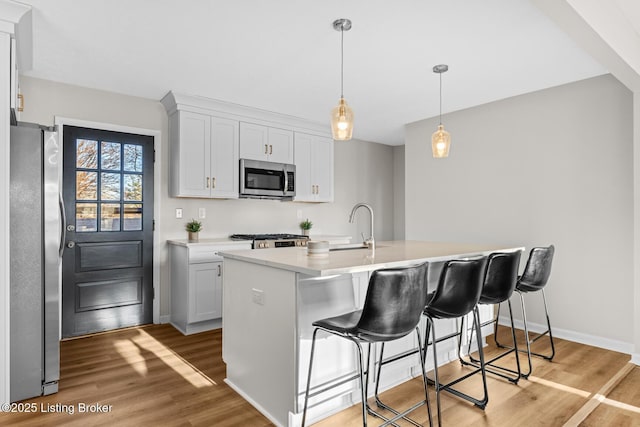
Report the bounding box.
[210,117,240,197]
[168,110,239,198]
[161,91,332,200]
[240,122,294,164]
[294,132,334,202]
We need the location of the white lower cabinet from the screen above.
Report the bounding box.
[169,240,250,335]
[189,262,222,323]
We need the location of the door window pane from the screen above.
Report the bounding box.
[101,142,121,170]
[123,204,142,231]
[76,139,98,169]
[76,171,97,200]
[76,203,97,232]
[101,203,121,231]
[124,144,143,172]
[124,174,142,201]
[101,173,121,200]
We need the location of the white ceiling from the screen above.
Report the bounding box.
[19,0,610,145]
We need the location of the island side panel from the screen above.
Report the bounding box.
[222,258,298,427]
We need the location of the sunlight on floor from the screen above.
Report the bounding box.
[114,339,148,376]
[527,375,591,398]
[596,394,640,414]
[113,329,217,388]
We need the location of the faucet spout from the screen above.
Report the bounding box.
[349,203,375,248]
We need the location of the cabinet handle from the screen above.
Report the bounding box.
[316,185,319,195]
[206,177,210,188]
[212,177,216,189]
[217,264,222,277]
[269,144,273,155]
[265,144,268,154]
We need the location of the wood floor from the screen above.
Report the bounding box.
[1,324,639,426]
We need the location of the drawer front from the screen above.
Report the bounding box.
[188,243,251,264]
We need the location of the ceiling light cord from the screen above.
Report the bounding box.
[439,72,443,125]
[340,26,344,98]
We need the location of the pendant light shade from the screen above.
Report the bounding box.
[331,97,354,140]
[432,64,450,158]
[432,124,451,158]
[331,19,354,141]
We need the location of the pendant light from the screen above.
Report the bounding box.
[432,64,451,158]
[331,18,354,141]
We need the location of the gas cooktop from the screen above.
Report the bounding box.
[229,233,309,249]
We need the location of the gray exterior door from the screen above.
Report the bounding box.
[62,125,154,338]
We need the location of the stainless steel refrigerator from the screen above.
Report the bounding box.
[9,122,61,401]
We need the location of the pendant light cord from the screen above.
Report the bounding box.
[340,26,344,98]
[439,72,442,125]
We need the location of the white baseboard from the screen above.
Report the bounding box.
[225,378,285,427]
[159,314,171,324]
[498,316,634,355]
[631,353,640,365]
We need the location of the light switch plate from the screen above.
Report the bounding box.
[199,207,206,219]
[175,208,183,219]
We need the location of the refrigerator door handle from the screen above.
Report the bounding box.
[59,193,67,257]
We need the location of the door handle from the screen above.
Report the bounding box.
[269,144,273,155]
[212,177,216,189]
[206,177,210,188]
[217,264,221,277]
[265,144,268,154]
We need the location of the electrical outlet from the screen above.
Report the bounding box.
[297,209,303,220]
[175,208,183,219]
[251,288,265,305]
[199,207,206,218]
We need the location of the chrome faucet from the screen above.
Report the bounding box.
[349,203,375,248]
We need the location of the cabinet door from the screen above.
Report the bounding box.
[211,117,239,198]
[239,122,269,161]
[293,133,313,201]
[188,262,222,322]
[268,127,294,163]
[312,136,334,202]
[173,111,211,197]
[294,133,334,202]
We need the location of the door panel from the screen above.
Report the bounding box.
[62,125,154,338]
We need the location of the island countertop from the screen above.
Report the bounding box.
[219,240,523,277]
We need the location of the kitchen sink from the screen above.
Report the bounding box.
[329,243,388,251]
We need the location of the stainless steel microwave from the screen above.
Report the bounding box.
[239,159,295,200]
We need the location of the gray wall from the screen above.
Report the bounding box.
[405,74,634,349]
[393,145,405,240]
[19,76,396,318]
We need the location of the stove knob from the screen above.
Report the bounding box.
[258,242,265,248]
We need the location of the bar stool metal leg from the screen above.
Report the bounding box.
[373,328,433,427]
[495,289,555,378]
[460,299,521,383]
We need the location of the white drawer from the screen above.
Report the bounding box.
[188,243,251,264]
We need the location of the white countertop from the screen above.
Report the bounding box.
[219,240,524,276]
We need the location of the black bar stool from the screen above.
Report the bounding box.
[422,258,486,426]
[459,251,523,383]
[496,245,555,378]
[302,262,433,427]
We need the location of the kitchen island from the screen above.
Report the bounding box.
[220,240,523,427]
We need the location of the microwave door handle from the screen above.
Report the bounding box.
[283,166,288,195]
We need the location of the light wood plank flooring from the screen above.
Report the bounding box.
[1,324,638,426]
